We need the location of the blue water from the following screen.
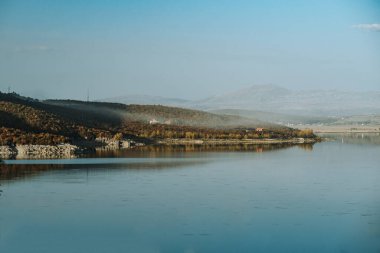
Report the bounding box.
[1,136,380,253]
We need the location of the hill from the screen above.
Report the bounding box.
[99,85,380,118]
[45,99,272,129]
[0,92,112,145]
[0,92,309,146]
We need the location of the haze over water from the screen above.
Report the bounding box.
[1,134,380,253]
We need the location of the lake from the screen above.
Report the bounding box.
[1,134,380,253]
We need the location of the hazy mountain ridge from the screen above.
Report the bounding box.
[99,85,380,117]
[193,85,380,116]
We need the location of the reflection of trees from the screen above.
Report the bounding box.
[297,144,314,151]
[0,160,207,182]
[145,144,290,152]
[88,143,305,158]
[0,163,63,181]
[0,142,317,182]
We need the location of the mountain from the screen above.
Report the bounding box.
[192,85,380,116]
[98,85,380,117]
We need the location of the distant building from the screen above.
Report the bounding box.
[256,128,264,132]
[149,119,159,124]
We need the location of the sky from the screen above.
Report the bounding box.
[0,0,379,100]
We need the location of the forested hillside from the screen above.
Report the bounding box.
[0,92,314,145]
[45,99,274,128]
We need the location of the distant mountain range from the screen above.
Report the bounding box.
[193,85,380,116]
[98,85,380,117]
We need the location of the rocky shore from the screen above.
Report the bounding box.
[0,139,145,160]
[0,144,80,159]
[0,138,318,160]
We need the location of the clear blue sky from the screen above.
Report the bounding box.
[0,0,379,100]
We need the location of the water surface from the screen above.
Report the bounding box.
[1,137,379,253]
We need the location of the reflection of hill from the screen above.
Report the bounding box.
[0,143,316,182]
[0,160,207,182]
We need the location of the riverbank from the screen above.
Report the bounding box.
[0,138,147,160]
[157,137,318,145]
[0,137,320,160]
[0,144,81,159]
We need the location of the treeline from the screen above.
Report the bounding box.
[120,122,314,140]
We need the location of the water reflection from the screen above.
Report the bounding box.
[0,160,208,182]
[297,143,314,151]
[1,136,379,253]
[318,133,380,146]
[1,143,314,181]
[88,143,312,158]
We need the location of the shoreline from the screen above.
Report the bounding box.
[0,139,145,160]
[0,144,81,160]
[314,130,380,133]
[0,137,318,160]
[157,137,317,145]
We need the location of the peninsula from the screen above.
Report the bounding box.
[0,92,318,159]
